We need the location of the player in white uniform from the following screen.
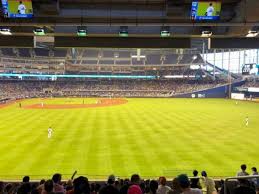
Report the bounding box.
[48,127,53,138]
[245,116,249,126]
[18,1,26,14]
[206,3,214,16]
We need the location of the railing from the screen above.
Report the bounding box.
[224,175,259,194]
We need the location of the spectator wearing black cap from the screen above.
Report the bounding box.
[99,174,119,194]
[177,174,202,194]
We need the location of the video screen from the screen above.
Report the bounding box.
[191,1,221,21]
[2,0,33,18]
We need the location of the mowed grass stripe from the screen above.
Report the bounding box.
[0,98,259,179]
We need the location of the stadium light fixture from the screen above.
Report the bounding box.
[119,26,128,37]
[201,30,212,37]
[0,28,12,35]
[33,27,45,36]
[77,26,87,37]
[246,30,258,38]
[160,26,170,37]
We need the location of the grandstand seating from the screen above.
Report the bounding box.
[1,48,16,57]
[34,48,50,57]
[0,79,225,100]
[163,54,178,64]
[146,54,161,65]
[19,48,31,58]
[54,49,67,57]
[83,49,99,58]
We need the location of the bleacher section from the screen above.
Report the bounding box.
[34,48,49,57]
[19,48,31,58]
[54,49,67,57]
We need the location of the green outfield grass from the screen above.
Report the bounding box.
[0,98,258,180]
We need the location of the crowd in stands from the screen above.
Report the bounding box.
[0,164,258,194]
[0,79,225,100]
[242,81,259,88]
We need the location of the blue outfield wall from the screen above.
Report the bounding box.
[173,80,246,98]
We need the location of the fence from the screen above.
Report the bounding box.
[224,175,259,194]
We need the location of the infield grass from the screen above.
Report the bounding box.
[0,98,258,180]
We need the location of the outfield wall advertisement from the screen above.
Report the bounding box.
[231,93,245,100]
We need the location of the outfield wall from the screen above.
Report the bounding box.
[172,80,245,98]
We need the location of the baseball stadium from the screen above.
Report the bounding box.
[0,1,259,194]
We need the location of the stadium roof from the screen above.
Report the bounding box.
[0,0,259,48]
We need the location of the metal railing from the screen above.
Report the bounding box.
[224,175,259,194]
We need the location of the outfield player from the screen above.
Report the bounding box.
[245,116,249,126]
[18,1,26,14]
[48,127,53,138]
[205,3,214,16]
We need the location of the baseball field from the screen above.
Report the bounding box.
[0,98,258,180]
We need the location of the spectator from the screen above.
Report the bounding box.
[40,180,46,185]
[190,170,200,189]
[251,167,259,189]
[73,176,90,194]
[99,174,119,194]
[156,177,171,194]
[44,180,55,194]
[233,179,255,194]
[200,171,216,194]
[237,164,249,176]
[94,183,101,194]
[31,183,40,194]
[17,183,31,194]
[5,183,16,194]
[146,180,158,194]
[127,174,142,194]
[65,180,73,191]
[177,174,202,194]
[52,173,65,193]
[23,176,30,183]
[37,180,46,194]
[120,179,130,194]
[167,178,181,194]
[0,181,4,194]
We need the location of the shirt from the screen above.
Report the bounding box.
[157,185,171,194]
[182,188,202,194]
[206,6,214,16]
[200,177,216,194]
[18,4,26,14]
[237,171,249,176]
[251,172,259,187]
